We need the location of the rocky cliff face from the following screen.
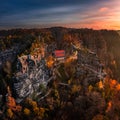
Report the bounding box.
[69,44,106,90]
[11,42,51,103]
[13,57,51,103]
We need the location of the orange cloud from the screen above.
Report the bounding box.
[99,7,108,12]
[64,20,120,30]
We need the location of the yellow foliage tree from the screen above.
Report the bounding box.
[68,79,72,84]
[25,99,37,108]
[98,80,104,89]
[116,84,120,91]
[106,101,112,113]
[88,85,93,92]
[6,108,13,118]
[109,79,117,88]
[31,101,37,108]
[71,85,81,94]
[54,89,60,99]
[39,107,45,118]
[46,55,54,68]
[33,107,39,115]
[23,108,31,116]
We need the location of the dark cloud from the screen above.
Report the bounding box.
[0,0,98,27]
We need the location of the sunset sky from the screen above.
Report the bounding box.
[0,0,120,30]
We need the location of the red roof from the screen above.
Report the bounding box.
[54,50,65,58]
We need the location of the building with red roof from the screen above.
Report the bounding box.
[54,50,65,61]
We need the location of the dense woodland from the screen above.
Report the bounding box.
[0,27,120,120]
[1,27,120,79]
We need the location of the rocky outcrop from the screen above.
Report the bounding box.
[74,47,106,88]
[13,56,51,103]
